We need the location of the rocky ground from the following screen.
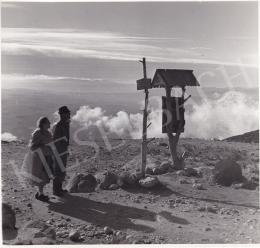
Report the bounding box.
[1,138,260,244]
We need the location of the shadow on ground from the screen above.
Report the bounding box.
[122,183,174,197]
[47,194,190,232]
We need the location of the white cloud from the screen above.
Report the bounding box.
[2,132,18,142]
[2,28,257,68]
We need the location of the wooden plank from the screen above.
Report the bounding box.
[137,78,152,90]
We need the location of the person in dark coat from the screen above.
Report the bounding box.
[52,106,71,196]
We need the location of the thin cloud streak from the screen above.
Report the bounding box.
[2,73,104,82]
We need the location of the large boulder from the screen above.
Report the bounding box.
[139,176,159,188]
[67,173,82,193]
[145,161,171,175]
[117,170,142,188]
[77,174,98,193]
[95,171,118,190]
[184,167,199,177]
[2,203,16,230]
[67,173,97,193]
[213,158,243,186]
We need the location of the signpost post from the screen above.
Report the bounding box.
[137,57,152,177]
[140,57,148,177]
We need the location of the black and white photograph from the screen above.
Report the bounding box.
[1,0,259,245]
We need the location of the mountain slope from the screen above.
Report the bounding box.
[224,130,259,143]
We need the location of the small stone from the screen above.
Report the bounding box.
[126,235,133,240]
[139,176,159,188]
[104,226,113,235]
[179,179,190,184]
[176,170,185,176]
[27,203,32,208]
[206,206,218,214]
[108,184,119,190]
[46,219,53,225]
[66,218,71,222]
[115,231,122,236]
[192,183,204,190]
[205,227,212,231]
[69,230,80,242]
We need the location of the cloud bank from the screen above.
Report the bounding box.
[2,132,18,142]
[72,91,259,140]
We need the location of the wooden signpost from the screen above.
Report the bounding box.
[137,58,152,177]
[137,59,200,174]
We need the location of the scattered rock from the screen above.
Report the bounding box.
[139,176,159,188]
[176,170,185,176]
[115,231,122,236]
[16,220,56,244]
[184,167,198,177]
[213,158,243,186]
[206,206,218,214]
[159,142,168,147]
[69,230,80,242]
[179,179,190,184]
[67,173,82,193]
[78,174,97,193]
[205,227,212,231]
[232,183,243,189]
[241,179,258,190]
[220,208,239,215]
[192,183,204,190]
[27,203,32,208]
[117,171,140,188]
[2,203,16,230]
[159,161,171,173]
[108,184,119,190]
[67,173,97,193]
[96,171,118,190]
[104,226,113,235]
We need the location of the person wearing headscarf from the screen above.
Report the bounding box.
[23,117,54,202]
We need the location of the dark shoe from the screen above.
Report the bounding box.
[35,193,49,202]
[53,191,64,197]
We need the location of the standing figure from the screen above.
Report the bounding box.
[23,117,54,202]
[52,106,71,196]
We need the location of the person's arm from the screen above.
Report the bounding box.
[29,130,43,151]
[52,124,68,150]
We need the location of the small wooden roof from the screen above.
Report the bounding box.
[152,69,200,88]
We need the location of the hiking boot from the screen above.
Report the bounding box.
[35,192,49,202]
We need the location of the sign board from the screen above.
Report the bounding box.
[137,78,152,91]
[162,96,185,133]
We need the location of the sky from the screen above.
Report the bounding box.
[1,1,258,88]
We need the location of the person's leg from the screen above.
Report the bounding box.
[53,154,67,195]
[35,184,49,201]
[38,184,44,195]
